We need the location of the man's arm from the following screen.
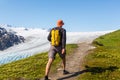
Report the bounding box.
[47,31,51,41]
[61,29,66,54]
[62,29,66,49]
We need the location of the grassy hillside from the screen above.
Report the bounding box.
[78,30,120,80]
[0,44,78,80]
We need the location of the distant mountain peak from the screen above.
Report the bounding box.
[0,26,25,51]
[0,24,12,28]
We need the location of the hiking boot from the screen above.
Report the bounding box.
[44,76,50,80]
[63,70,69,75]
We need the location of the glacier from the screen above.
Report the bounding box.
[0,26,114,65]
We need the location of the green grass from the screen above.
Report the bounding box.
[0,44,78,80]
[78,30,120,80]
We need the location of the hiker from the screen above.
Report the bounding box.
[44,20,68,80]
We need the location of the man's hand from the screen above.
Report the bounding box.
[62,48,65,54]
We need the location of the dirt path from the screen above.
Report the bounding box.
[46,42,95,80]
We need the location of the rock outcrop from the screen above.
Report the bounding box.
[0,27,25,50]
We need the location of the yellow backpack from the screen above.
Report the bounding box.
[51,28,61,46]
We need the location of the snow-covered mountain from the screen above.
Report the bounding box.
[0,24,114,65]
[0,26,25,50]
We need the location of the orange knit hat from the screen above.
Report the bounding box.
[57,20,64,26]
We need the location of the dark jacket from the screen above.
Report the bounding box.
[47,27,66,49]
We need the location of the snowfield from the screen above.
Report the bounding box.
[0,26,114,65]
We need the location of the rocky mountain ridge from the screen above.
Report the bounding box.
[0,26,25,50]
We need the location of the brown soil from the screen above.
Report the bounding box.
[44,42,95,80]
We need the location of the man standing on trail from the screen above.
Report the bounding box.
[44,20,68,80]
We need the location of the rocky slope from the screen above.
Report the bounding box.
[0,26,25,50]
